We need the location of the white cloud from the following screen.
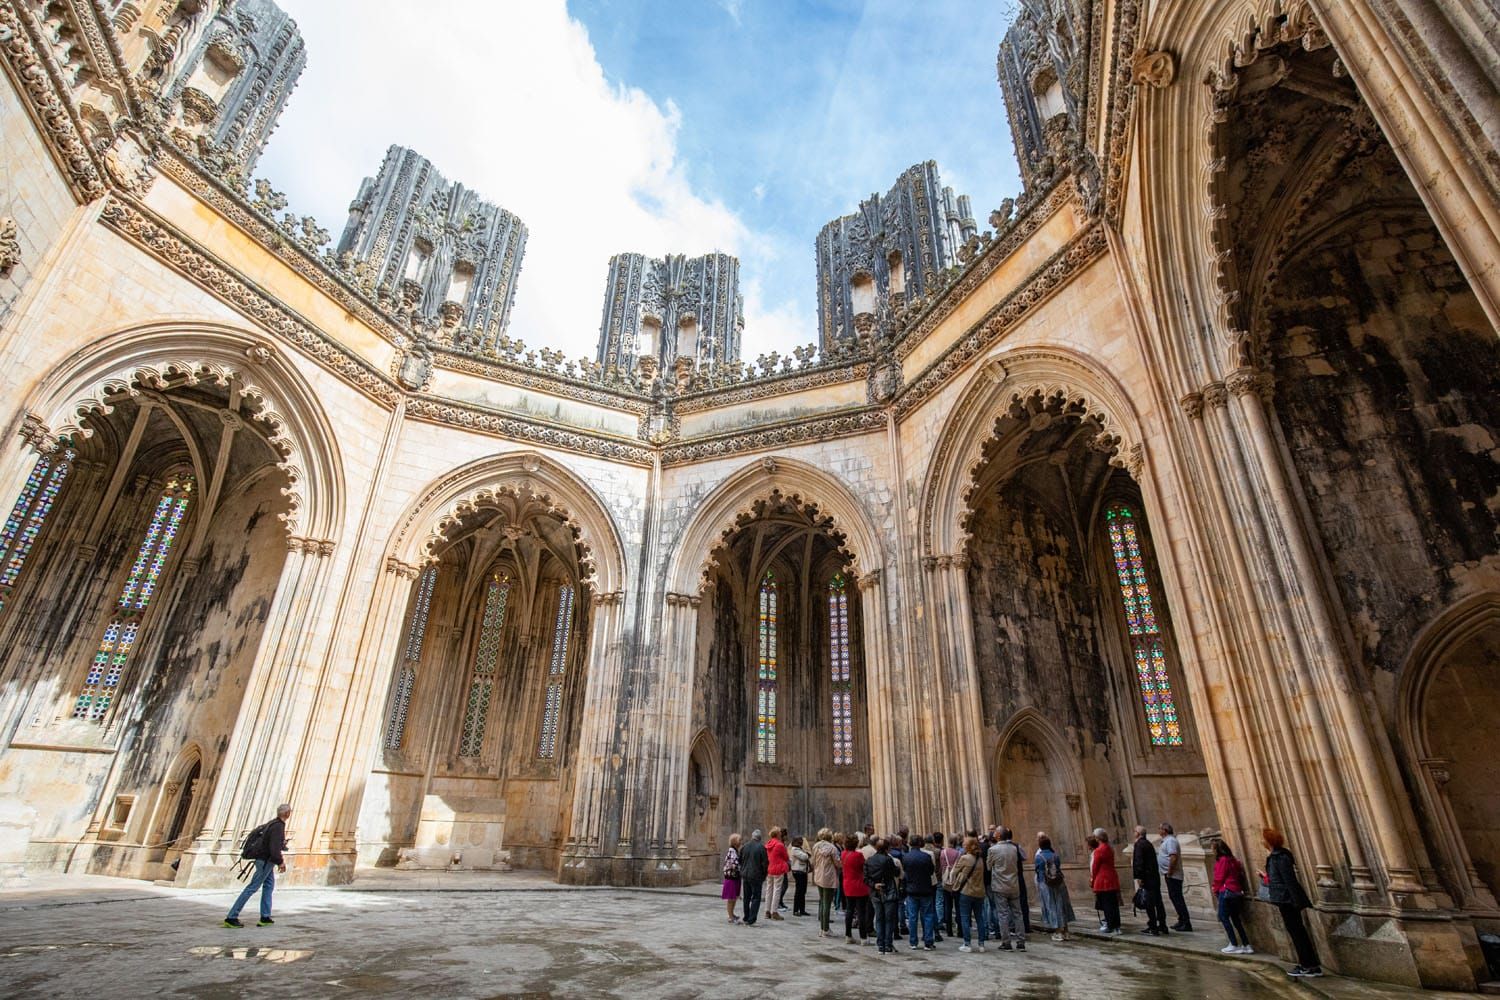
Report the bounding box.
[717,0,744,27]
[259,0,806,359]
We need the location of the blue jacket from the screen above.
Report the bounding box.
[901,847,936,896]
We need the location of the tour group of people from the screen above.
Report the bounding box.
[718,820,1324,978]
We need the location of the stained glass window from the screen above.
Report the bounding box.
[757,571,778,764]
[384,565,437,751]
[0,446,74,612]
[829,574,854,765]
[537,583,575,759]
[1105,504,1183,747]
[458,573,509,757]
[73,472,194,722]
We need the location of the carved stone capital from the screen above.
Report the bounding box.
[591,590,624,607]
[1131,49,1176,89]
[1179,392,1204,421]
[1203,382,1229,409]
[289,536,335,558]
[385,555,420,579]
[1225,368,1256,398]
[920,555,939,572]
[18,411,58,454]
[856,569,882,592]
[0,215,18,277]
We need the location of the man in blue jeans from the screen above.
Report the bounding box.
[901,835,938,950]
[224,803,290,928]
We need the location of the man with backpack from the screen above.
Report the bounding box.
[224,803,291,928]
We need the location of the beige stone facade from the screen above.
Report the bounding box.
[1,0,1497,991]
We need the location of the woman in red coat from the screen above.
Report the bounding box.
[842,834,873,944]
[766,828,790,920]
[1089,828,1122,933]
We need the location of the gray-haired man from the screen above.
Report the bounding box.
[224,803,290,928]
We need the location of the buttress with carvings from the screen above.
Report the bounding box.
[0,0,1497,990]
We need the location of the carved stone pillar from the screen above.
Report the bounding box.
[176,534,336,887]
[923,553,989,833]
[559,589,627,882]
[1227,367,1424,896]
[856,569,900,829]
[298,555,426,870]
[643,591,702,865]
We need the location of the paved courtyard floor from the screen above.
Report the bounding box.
[0,873,1452,998]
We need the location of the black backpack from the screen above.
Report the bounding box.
[240,821,272,861]
[1042,852,1065,887]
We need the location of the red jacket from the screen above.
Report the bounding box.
[1090,842,1120,892]
[1212,856,1247,895]
[767,837,789,876]
[842,849,869,897]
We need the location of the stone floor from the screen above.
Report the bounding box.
[0,873,1452,998]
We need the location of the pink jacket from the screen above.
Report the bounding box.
[1212,856,1247,895]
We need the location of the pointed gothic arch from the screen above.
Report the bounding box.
[994,708,1089,860]
[1397,593,1500,914]
[20,320,346,542]
[919,344,1147,559]
[666,456,887,595]
[388,451,627,596]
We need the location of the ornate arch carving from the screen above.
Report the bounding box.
[919,346,1145,558]
[666,457,886,595]
[23,321,345,540]
[388,451,628,595]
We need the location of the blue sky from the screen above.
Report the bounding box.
[257,1,1020,359]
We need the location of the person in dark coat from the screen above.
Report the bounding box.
[739,829,770,925]
[864,838,902,954]
[1131,825,1168,935]
[1259,827,1322,978]
[901,835,938,950]
[224,804,290,928]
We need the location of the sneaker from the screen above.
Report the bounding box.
[1051,933,1064,942]
[1237,945,1255,955]
[844,936,854,944]
[257,918,274,926]
[223,918,244,928]
[1221,944,1240,954]
[1108,928,1124,936]
[1099,922,1109,932]
[999,942,1013,951]
[1172,923,1193,932]
[924,944,936,951]
[1300,967,1323,978]
[1016,942,1026,951]
[958,945,972,954]
[976,944,986,953]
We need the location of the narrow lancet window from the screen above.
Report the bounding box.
[458,573,509,757]
[829,573,854,765]
[1105,504,1183,746]
[0,445,74,611]
[537,583,575,759]
[73,472,195,722]
[385,565,437,751]
[756,571,778,764]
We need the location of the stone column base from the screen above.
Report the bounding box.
[557,847,693,888]
[176,845,357,888]
[1246,899,1485,991]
